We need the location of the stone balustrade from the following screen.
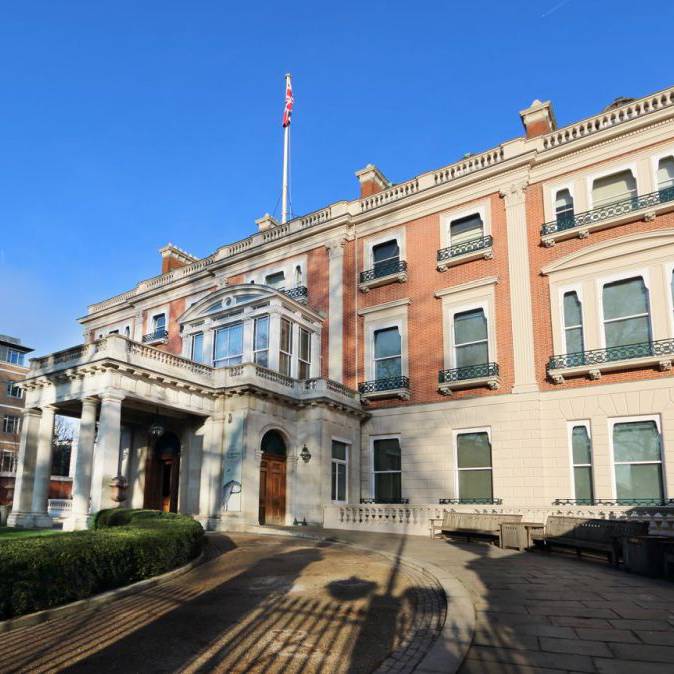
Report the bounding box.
[47,498,73,519]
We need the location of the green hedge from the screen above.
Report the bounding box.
[0,510,204,620]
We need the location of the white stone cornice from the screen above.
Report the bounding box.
[434,276,499,299]
[357,298,411,316]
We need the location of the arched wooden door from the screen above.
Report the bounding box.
[258,430,287,525]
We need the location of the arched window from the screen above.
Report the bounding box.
[261,430,287,457]
[657,156,674,194]
[592,170,637,208]
[294,265,303,287]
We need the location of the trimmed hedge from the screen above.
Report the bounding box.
[0,509,204,620]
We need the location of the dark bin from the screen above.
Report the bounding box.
[623,536,673,578]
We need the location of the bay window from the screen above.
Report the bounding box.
[214,323,244,367]
[191,332,204,363]
[454,309,488,367]
[602,277,651,350]
[563,291,584,354]
[253,316,270,367]
[331,440,348,502]
[456,430,493,501]
[279,318,293,376]
[374,327,402,379]
[373,437,402,502]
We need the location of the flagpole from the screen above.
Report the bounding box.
[281,73,291,224]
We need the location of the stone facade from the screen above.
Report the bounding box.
[10,84,674,530]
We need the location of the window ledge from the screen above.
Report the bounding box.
[540,197,674,247]
[548,354,673,383]
[360,387,410,403]
[438,374,501,395]
[358,270,408,293]
[437,247,493,271]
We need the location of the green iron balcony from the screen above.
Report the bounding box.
[553,498,674,507]
[359,259,408,291]
[282,285,308,302]
[436,235,493,271]
[438,362,501,395]
[547,339,674,383]
[540,186,674,244]
[360,498,410,505]
[358,375,410,402]
[142,328,169,344]
[439,497,503,505]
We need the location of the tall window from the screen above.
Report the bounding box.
[298,327,311,379]
[372,239,400,278]
[456,431,493,502]
[3,415,20,434]
[5,349,24,366]
[0,449,16,474]
[279,318,293,376]
[373,438,402,502]
[6,381,23,398]
[191,332,204,363]
[602,277,651,349]
[124,326,131,337]
[657,156,674,193]
[592,170,637,207]
[213,323,243,367]
[294,265,303,287]
[373,327,402,380]
[265,271,286,289]
[555,189,574,227]
[454,309,488,368]
[152,313,166,334]
[253,316,270,367]
[570,424,594,503]
[450,213,483,246]
[331,440,348,502]
[563,291,584,353]
[613,419,663,503]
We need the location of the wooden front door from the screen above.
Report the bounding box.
[259,454,286,525]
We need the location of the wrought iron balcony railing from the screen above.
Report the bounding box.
[282,285,308,301]
[439,497,503,505]
[553,498,674,507]
[547,339,674,371]
[358,376,410,395]
[541,186,674,236]
[437,235,493,262]
[439,362,499,383]
[360,498,410,505]
[142,329,169,343]
[359,258,407,284]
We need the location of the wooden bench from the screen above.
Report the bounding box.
[531,516,650,566]
[439,512,524,545]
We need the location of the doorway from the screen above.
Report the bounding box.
[259,430,287,525]
[144,431,181,512]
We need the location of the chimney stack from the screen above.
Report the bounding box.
[520,99,556,139]
[355,164,390,198]
[159,243,198,274]
[256,213,280,231]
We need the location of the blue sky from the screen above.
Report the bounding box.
[1,0,673,355]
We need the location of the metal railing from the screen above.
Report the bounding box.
[439,362,499,383]
[541,187,674,235]
[359,258,407,284]
[282,285,308,301]
[360,498,410,505]
[358,376,410,394]
[439,497,503,505]
[553,498,674,507]
[142,329,169,343]
[437,235,493,262]
[547,339,674,371]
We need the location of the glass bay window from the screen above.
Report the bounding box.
[214,323,244,367]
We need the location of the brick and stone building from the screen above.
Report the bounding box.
[9,85,674,532]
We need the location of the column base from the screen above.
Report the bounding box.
[195,514,221,531]
[63,513,93,531]
[32,513,55,529]
[6,511,35,528]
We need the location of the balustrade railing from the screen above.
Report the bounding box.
[360,498,410,505]
[142,329,169,343]
[541,187,674,236]
[359,259,407,284]
[439,362,499,383]
[358,376,410,395]
[547,339,674,371]
[282,285,308,302]
[437,235,493,261]
[553,498,674,507]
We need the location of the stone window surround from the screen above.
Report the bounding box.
[452,425,492,502]
[566,419,594,502]
[361,300,410,382]
[368,433,402,500]
[244,254,308,290]
[363,228,406,270]
[438,201,492,250]
[607,414,664,502]
[330,435,351,504]
[146,303,171,336]
[650,144,674,189]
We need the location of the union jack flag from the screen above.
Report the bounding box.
[282,75,294,128]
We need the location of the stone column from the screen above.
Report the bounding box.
[7,409,42,528]
[197,402,225,529]
[90,392,124,513]
[501,181,539,393]
[326,239,346,382]
[66,397,98,530]
[31,405,56,528]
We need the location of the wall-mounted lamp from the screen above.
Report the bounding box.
[300,444,312,463]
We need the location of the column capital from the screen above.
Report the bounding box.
[81,396,99,407]
[40,404,58,414]
[100,390,125,404]
[499,180,528,206]
[326,238,347,259]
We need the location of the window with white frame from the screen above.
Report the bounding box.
[152,313,166,334]
[456,430,493,501]
[279,318,293,376]
[570,423,594,503]
[298,327,311,379]
[450,213,483,246]
[657,156,674,191]
[253,315,270,367]
[4,349,25,366]
[265,271,286,289]
[0,448,16,473]
[213,323,243,367]
[372,239,400,277]
[191,332,204,363]
[373,437,402,501]
[6,381,23,399]
[563,291,584,354]
[373,327,402,380]
[612,419,664,503]
[454,309,488,367]
[602,277,651,349]
[331,440,348,502]
[3,415,20,434]
[555,188,574,226]
[591,169,637,207]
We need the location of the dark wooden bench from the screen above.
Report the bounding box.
[531,516,650,566]
[440,512,523,545]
